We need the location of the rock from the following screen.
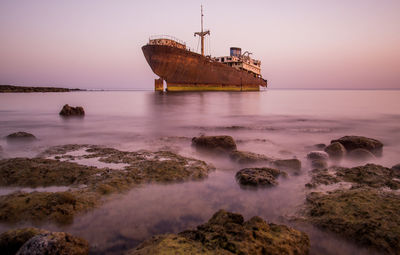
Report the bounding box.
[331,135,383,156]
[307,151,329,161]
[0,228,48,255]
[310,159,328,169]
[6,132,36,142]
[17,231,89,255]
[192,135,237,154]
[347,148,375,161]
[235,167,286,186]
[272,159,301,173]
[59,104,85,116]
[229,150,272,164]
[324,142,346,160]
[305,188,400,254]
[392,164,400,171]
[128,209,310,255]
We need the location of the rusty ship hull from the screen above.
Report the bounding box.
[142,44,267,91]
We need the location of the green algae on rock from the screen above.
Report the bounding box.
[128,209,310,255]
[0,145,215,224]
[305,188,400,254]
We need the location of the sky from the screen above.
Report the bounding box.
[0,0,399,89]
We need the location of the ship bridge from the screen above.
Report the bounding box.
[214,47,262,78]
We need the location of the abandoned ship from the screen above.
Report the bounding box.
[142,7,268,91]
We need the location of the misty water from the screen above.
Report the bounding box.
[0,90,399,254]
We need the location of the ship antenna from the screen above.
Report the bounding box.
[194,5,210,56]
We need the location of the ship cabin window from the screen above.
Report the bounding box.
[221,58,225,62]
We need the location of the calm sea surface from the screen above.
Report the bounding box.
[0,90,399,254]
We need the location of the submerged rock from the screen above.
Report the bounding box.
[192,135,237,154]
[128,209,310,255]
[347,148,375,161]
[229,150,272,164]
[59,104,85,116]
[331,135,383,156]
[305,188,400,254]
[306,151,329,161]
[324,142,346,160]
[6,132,36,142]
[235,167,286,186]
[17,231,88,255]
[0,228,48,255]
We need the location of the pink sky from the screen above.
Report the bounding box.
[0,0,399,89]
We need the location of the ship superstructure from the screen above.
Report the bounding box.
[142,6,267,91]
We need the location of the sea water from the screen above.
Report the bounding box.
[0,90,399,254]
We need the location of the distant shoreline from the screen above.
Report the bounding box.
[0,85,84,93]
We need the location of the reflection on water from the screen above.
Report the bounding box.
[0,90,399,254]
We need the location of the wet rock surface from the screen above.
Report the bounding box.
[331,135,383,156]
[6,132,36,142]
[17,231,89,255]
[235,167,287,186]
[305,188,400,254]
[324,142,346,160]
[128,209,310,255]
[0,145,214,224]
[59,104,85,116]
[0,228,48,255]
[192,135,237,154]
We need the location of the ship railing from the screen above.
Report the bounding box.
[149,35,198,53]
[149,35,187,46]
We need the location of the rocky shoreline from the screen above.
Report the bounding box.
[0,134,399,254]
[0,85,83,93]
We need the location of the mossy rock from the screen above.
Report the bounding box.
[305,188,400,254]
[0,227,48,255]
[0,157,101,187]
[128,209,310,255]
[192,135,237,154]
[0,191,99,224]
[17,231,89,255]
[235,167,287,186]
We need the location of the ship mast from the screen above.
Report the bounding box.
[194,5,210,56]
